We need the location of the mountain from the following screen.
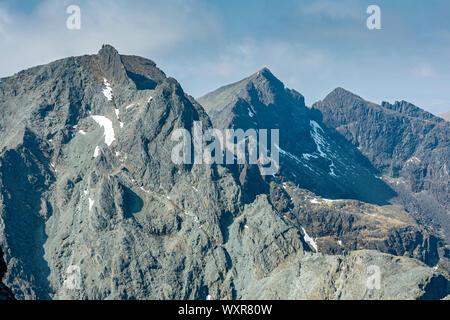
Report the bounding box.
[199,69,446,268]
[439,111,450,122]
[312,89,450,246]
[198,69,396,205]
[0,46,448,299]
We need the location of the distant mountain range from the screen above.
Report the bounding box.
[0,45,448,300]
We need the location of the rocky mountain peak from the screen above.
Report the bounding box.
[97,44,130,86]
[322,87,365,106]
[381,100,443,122]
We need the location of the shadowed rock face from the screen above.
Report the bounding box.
[312,88,450,244]
[0,248,14,300]
[0,46,448,300]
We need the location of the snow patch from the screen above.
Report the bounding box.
[301,226,318,252]
[329,162,337,177]
[89,198,94,211]
[79,130,87,135]
[102,78,113,101]
[147,96,153,103]
[140,187,150,193]
[93,146,100,158]
[406,156,421,164]
[248,108,254,117]
[91,115,115,146]
[302,153,318,160]
[309,120,328,158]
[114,109,120,118]
[119,122,124,128]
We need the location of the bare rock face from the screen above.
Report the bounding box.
[0,46,448,300]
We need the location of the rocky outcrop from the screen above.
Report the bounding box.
[276,182,440,266]
[243,250,448,300]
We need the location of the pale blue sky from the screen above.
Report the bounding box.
[0,0,449,114]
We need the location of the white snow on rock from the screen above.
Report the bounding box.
[93,146,100,158]
[329,162,337,177]
[309,198,320,204]
[406,156,421,164]
[91,115,115,146]
[206,295,211,300]
[147,96,153,103]
[114,109,120,118]
[119,122,124,128]
[89,198,94,211]
[301,226,318,252]
[275,144,302,164]
[338,240,343,246]
[309,120,328,158]
[248,108,254,117]
[126,103,136,110]
[302,153,318,160]
[79,130,87,135]
[50,162,58,173]
[102,78,113,101]
[140,186,150,194]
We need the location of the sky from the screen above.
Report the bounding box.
[0,0,449,114]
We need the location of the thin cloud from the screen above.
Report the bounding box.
[0,0,220,78]
[412,64,434,78]
[299,0,363,21]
